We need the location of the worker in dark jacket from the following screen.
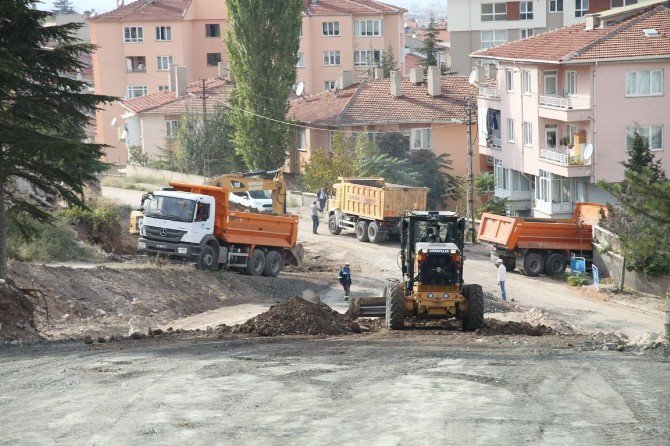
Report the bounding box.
[339,262,352,300]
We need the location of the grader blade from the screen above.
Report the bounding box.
[349,296,386,319]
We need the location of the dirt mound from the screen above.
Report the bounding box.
[235,297,350,336]
[482,319,554,336]
[0,283,43,343]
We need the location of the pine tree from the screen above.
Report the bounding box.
[52,0,76,14]
[225,0,303,170]
[418,16,444,69]
[0,1,115,280]
[379,44,397,78]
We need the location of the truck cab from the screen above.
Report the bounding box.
[138,191,215,260]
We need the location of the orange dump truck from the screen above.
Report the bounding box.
[477,203,604,276]
[138,182,299,276]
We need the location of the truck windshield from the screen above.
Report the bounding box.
[248,190,271,199]
[413,220,456,244]
[145,196,196,222]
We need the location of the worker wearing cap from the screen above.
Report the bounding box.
[495,259,512,302]
[339,262,352,300]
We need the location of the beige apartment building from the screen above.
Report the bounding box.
[448,0,643,75]
[89,0,405,165]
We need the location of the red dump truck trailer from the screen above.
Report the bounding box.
[477,203,605,276]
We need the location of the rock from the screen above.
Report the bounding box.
[104,335,115,343]
[301,289,320,304]
[617,345,626,352]
[350,321,362,333]
[151,328,163,336]
[83,335,93,344]
[97,337,106,343]
[129,331,145,340]
[96,309,107,316]
[603,342,617,351]
[648,332,660,342]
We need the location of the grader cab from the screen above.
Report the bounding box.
[350,211,484,331]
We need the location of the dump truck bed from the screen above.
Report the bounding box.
[170,182,298,248]
[334,178,428,221]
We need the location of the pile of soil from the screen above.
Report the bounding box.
[235,296,350,336]
[482,319,554,336]
[0,283,43,343]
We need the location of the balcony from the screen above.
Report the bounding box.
[538,94,591,121]
[535,200,574,217]
[479,87,500,100]
[540,147,591,167]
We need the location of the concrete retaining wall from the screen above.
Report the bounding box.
[125,165,206,185]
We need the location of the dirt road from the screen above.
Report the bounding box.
[1,336,668,445]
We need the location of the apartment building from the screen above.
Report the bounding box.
[448,0,645,75]
[473,2,669,218]
[298,0,406,93]
[89,0,405,165]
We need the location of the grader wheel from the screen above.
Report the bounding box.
[461,284,484,331]
[385,280,405,330]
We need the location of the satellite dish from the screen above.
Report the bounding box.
[110,117,117,126]
[583,144,594,160]
[468,69,478,85]
[116,0,124,6]
[295,82,305,97]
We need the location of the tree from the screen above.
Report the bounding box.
[379,44,397,79]
[225,0,303,170]
[301,132,355,192]
[52,0,76,14]
[418,16,444,69]
[174,105,244,176]
[0,1,115,280]
[599,130,670,277]
[408,150,460,208]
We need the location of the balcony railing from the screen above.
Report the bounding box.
[535,200,574,216]
[539,94,590,110]
[485,134,502,149]
[540,147,591,166]
[479,87,501,100]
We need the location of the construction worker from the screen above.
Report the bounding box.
[496,259,513,302]
[309,200,319,234]
[339,262,352,300]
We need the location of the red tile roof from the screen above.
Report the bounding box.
[473,5,670,63]
[89,0,190,22]
[303,0,406,16]
[288,76,475,126]
[121,77,232,114]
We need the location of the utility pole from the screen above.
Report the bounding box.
[201,79,208,178]
[466,97,476,243]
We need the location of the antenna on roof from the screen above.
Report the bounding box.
[116,0,124,6]
[295,82,305,97]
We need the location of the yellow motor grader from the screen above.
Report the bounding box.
[349,211,484,330]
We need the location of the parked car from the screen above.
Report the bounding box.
[229,190,273,212]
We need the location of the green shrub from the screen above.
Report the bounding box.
[567,273,589,287]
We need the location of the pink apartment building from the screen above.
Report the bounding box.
[89,0,405,165]
[472,2,670,218]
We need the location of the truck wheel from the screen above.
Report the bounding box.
[385,281,405,330]
[544,253,566,275]
[503,257,516,272]
[197,245,217,271]
[263,250,283,277]
[245,249,265,276]
[328,215,342,235]
[461,284,484,331]
[523,252,544,277]
[367,221,384,243]
[355,220,370,242]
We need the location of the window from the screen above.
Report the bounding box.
[566,124,577,145]
[411,128,431,150]
[522,70,531,94]
[124,26,143,43]
[507,118,515,142]
[549,0,563,12]
[544,70,557,96]
[322,21,340,36]
[298,128,307,150]
[158,85,170,92]
[323,51,341,66]
[354,50,381,66]
[155,26,172,41]
[126,86,148,99]
[611,0,637,7]
[157,56,173,71]
[626,70,663,96]
[165,120,179,138]
[520,1,533,19]
[575,0,589,17]
[126,56,146,73]
[481,30,507,49]
[206,53,222,66]
[523,121,533,145]
[566,71,577,95]
[536,170,550,202]
[354,20,382,36]
[511,171,531,191]
[494,159,509,190]
[324,80,336,90]
[505,68,514,91]
[296,52,304,67]
[520,28,534,38]
[205,24,220,38]
[627,125,663,151]
[481,3,507,21]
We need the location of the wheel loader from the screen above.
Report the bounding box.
[349,211,484,331]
